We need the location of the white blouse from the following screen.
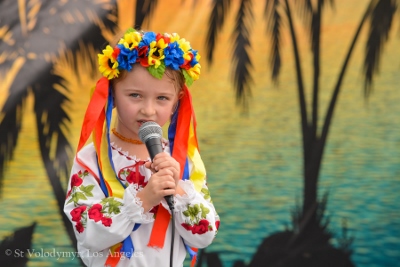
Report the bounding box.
[64,142,220,267]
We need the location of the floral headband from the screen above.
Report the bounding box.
[98,28,201,86]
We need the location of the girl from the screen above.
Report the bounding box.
[64,28,220,267]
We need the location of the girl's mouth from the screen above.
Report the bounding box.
[138,120,152,126]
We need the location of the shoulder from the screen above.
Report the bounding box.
[75,142,97,165]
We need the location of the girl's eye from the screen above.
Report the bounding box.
[130,93,140,98]
[158,96,168,100]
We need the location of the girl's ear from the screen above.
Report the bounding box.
[178,90,185,99]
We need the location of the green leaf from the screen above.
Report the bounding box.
[76,192,88,201]
[110,198,122,206]
[126,27,135,34]
[80,185,95,197]
[109,206,121,215]
[147,63,166,79]
[200,203,210,218]
[108,203,122,215]
[182,69,194,87]
[72,192,87,203]
[186,204,200,221]
[83,191,93,197]
[201,188,211,200]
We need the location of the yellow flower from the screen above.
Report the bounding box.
[178,38,192,61]
[98,45,119,79]
[118,31,142,49]
[187,63,201,81]
[148,40,166,68]
[195,52,201,62]
[170,33,181,43]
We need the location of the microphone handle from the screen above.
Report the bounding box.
[146,137,163,160]
[145,137,174,210]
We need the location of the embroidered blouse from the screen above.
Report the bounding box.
[64,142,220,267]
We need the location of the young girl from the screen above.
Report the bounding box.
[64,28,220,267]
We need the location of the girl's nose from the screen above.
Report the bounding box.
[140,101,156,116]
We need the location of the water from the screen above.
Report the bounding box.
[1,1,400,266]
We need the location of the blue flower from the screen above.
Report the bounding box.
[190,50,199,67]
[164,42,184,70]
[117,44,138,71]
[139,32,156,48]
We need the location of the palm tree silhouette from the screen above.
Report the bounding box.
[205,0,397,265]
[0,0,158,264]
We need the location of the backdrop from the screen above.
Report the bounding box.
[1,0,399,267]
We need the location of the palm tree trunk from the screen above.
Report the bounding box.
[304,1,374,224]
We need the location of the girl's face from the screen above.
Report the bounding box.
[113,65,179,139]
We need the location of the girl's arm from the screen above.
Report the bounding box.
[63,158,153,252]
[169,178,220,248]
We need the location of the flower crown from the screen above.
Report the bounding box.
[98,28,201,86]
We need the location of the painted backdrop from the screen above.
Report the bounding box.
[1,0,399,267]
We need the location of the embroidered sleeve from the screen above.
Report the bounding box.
[165,179,220,249]
[63,158,151,252]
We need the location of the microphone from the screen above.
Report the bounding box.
[138,121,174,210]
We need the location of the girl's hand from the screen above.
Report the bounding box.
[145,152,180,185]
[137,168,176,212]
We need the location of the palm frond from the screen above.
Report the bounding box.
[0,91,27,197]
[232,0,253,110]
[0,0,119,260]
[205,0,232,64]
[364,0,397,97]
[296,0,313,25]
[265,0,282,83]
[33,75,72,187]
[135,0,159,29]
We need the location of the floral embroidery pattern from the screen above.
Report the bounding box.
[69,198,122,233]
[181,203,213,235]
[215,221,220,231]
[66,170,123,233]
[70,206,86,233]
[201,188,211,201]
[119,169,147,188]
[118,163,147,188]
[66,170,94,205]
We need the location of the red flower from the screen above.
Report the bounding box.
[70,206,87,222]
[70,174,83,187]
[180,53,194,70]
[75,222,84,233]
[88,204,103,222]
[191,220,210,235]
[101,217,112,227]
[126,170,147,187]
[181,223,193,231]
[215,221,220,230]
[138,46,149,67]
[112,47,120,60]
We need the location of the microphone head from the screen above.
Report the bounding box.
[138,121,163,143]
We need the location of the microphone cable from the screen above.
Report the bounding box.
[167,200,175,267]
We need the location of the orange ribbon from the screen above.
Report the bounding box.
[147,85,195,248]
